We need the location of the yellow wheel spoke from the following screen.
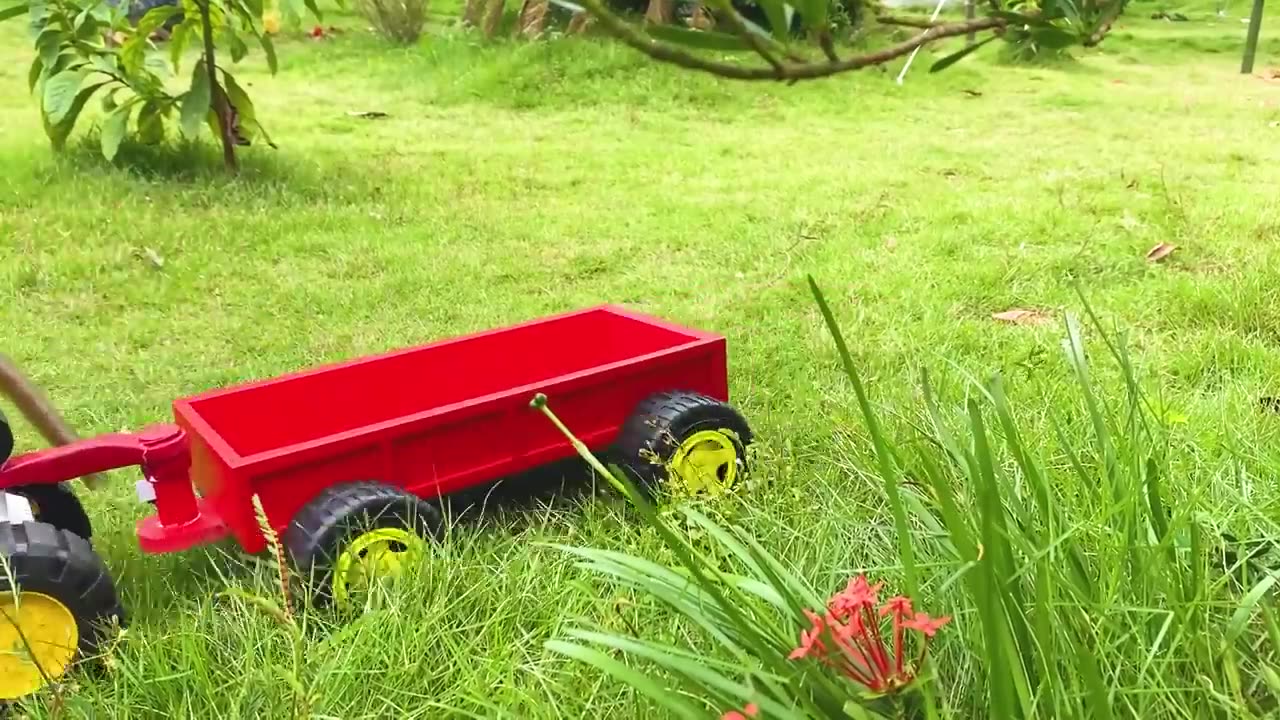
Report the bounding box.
[0,592,79,700]
[333,527,425,608]
[665,430,740,497]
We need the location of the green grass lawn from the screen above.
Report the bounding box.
[3,2,1280,716]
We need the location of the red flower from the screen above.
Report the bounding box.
[788,609,829,660]
[787,576,950,696]
[829,575,884,620]
[901,612,951,638]
[721,702,759,719]
[879,596,913,619]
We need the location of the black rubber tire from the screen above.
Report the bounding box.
[282,481,442,607]
[613,391,754,497]
[0,521,124,702]
[5,484,93,541]
[0,406,13,466]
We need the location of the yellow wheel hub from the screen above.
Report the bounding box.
[666,430,740,496]
[333,527,425,607]
[0,591,79,700]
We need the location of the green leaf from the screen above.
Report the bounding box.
[929,34,997,73]
[27,55,42,93]
[794,0,826,30]
[754,0,791,40]
[89,53,117,77]
[1222,571,1280,651]
[137,99,166,144]
[100,101,133,161]
[43,68,86,125]
[1030,26,1079,49]
[44,80,108,150]
[120,36,147,75]
[258,31,277,74]
[136,3,180,34]
[222,71,259,142]
[222,71,254,122]
[223,25,248,62]
[282,0,304,24]
[169,19,193,70]
[646,26,750,51]
[303,0,321,20]
[993,9,1053,26]
[0,2,27,21]
[181,60,211,138]
[35,27,60,66]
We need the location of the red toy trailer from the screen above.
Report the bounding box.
[0,305,753,702]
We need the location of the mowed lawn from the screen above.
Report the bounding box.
[3,5,1280,717]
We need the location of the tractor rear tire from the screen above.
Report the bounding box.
[4,484,93,541]
[0,521,123,704]
[283,481,442,610]
[613,391,753,498]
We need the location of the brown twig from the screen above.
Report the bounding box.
[576,0,1006,82]
[705,0,788,73]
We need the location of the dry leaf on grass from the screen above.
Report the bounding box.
[992,309,1052,326]
[1145,242,1177,262]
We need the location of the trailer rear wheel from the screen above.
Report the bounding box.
[283,482,442,610]
[614,391,753,498]
[0,521,123,703]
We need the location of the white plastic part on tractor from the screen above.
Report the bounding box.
[0,492,36,526]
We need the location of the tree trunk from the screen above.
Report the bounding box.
[1241,0,1265,73]
[481,0,505,37]
[463,0,485,26]
[518,0,548,37]
[565,10,595,33]
[198,0,237,173]
[644,0,673,25]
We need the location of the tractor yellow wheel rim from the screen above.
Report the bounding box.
[666,430,740,496]
[332,527,425,607]
[0,591,79,700]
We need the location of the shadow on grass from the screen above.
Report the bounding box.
[65,132,305,185]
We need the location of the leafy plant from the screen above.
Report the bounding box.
[528,394,954,719]
[358,0,426,43]
[2,0,328,171]
[534,276,1280,719]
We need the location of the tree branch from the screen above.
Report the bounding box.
[876,14,943,28]
[576,0,1006,82]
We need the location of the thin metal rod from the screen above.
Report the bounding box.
[896,0,950,84]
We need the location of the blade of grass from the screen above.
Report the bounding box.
[808,275,918,596]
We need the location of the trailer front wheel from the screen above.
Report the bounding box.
[284,482,442,611]
[0,521,123,703]
[615,391,753,499]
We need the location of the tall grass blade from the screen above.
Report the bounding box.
[808,274,918,595]
[543,640,708,720]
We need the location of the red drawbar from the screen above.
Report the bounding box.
[0,424,229,553]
